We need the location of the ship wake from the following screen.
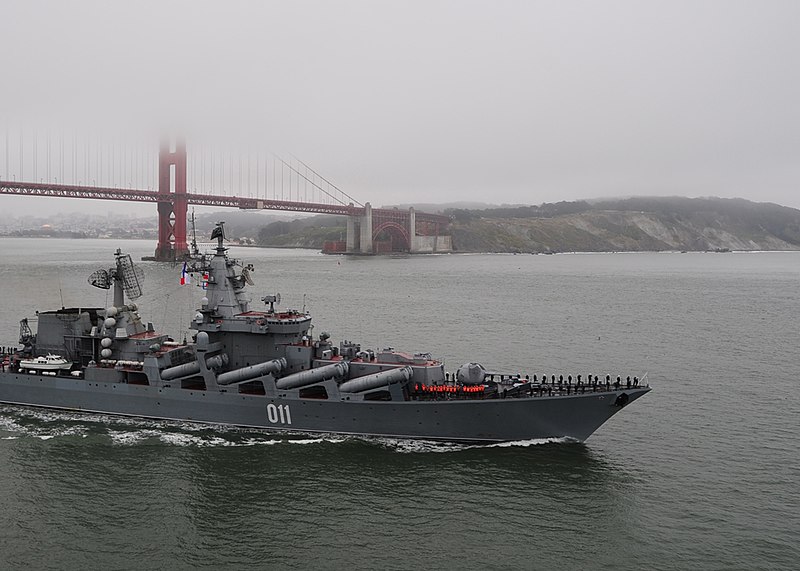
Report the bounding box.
[1,406,578,451]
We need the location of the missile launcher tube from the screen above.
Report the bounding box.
[276,362,349,389]
[160,361,201,380]
[338,366,413,393]
[217,358,286,385]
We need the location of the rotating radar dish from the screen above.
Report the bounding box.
[88,269,112,290]
[116,253,145,300]
[242,266,255,286]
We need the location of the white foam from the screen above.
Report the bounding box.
[485,437,575,448]
[103,428,343,448]
[240,437,284,447]
[373,436,575,453]
[285,437,340,445]
[2,406,577,450]
[370,437,476,454]
[158,432,207,447]
[108,429,162,446]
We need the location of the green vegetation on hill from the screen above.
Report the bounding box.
[221,197,800,253]
[256,215,346,248]
[446,197,800,253]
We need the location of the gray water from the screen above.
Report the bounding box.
[0,239,798,570]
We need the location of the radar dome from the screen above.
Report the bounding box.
[457,362,487,385]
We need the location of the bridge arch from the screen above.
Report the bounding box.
[372,221,411,252]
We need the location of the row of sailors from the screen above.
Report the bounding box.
[442,372,641,389]
[417,374,641,397]
[415,383,485,394]
[489,374,641,388]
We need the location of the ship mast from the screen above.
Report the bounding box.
[113,249,126,307]
[211,221,226,255]
[189,210,199,256]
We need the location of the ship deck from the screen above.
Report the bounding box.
[411,378,647,400]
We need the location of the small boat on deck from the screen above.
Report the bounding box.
[19,354,72,372]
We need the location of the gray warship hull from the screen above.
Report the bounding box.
[0,372,648,442]
[1,227,651,443]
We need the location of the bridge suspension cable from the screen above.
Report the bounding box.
[289,154,363,207]
[276,154,362,207]
[0,129,384,216]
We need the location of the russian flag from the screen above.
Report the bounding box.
[180,262,191,285]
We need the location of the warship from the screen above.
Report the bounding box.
[0,223,650,442]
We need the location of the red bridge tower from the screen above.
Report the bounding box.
[153,140,189,261]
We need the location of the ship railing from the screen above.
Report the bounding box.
[409,378,647,401]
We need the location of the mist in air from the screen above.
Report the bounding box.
[1,0,799,216]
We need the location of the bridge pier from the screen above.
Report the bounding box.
[153,140,189,262]
[346,214,357,252]
[408,207,417,253]
[359,202,373,254]
[339,204,453,255]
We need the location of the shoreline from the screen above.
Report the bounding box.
[3,235,800,256]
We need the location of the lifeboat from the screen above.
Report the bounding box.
[19,354,72,372]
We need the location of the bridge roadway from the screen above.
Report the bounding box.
[0,180,451,224]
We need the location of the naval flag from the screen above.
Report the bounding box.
[180,262,191,285]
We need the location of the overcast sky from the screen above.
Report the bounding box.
[1,0,799,216]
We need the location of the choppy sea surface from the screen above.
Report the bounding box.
[0,239,798,570]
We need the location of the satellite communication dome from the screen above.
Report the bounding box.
[457,362,487,385]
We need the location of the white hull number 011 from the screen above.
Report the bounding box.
[267,403,292,425]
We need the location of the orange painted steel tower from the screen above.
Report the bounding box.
[154,140,189,261]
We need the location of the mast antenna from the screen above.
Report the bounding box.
[190,209,199,256]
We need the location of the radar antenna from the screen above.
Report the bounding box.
[87,250,144,306]
[88,269,113,290]
[242,264,255,286]
[210,222,226,253]
[116,252,144,300]
[19,318,34,345]
[261,293,281,313]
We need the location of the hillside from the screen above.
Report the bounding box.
[242,197,800,252]
[255,215,347,248]
[447,197,800,253]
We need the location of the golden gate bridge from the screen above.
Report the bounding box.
[0,136,451,260]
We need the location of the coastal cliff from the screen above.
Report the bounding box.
[447,197,800,253]
[251,197,800,253]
